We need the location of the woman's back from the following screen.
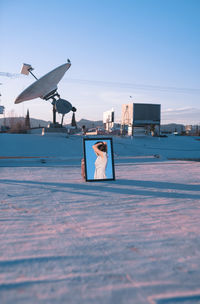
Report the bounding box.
[94,152,107,179]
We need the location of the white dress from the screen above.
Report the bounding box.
[94,152,108,179]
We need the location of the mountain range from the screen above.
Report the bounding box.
[0,117,192,134]
[0,117,104,129]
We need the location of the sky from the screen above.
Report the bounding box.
[0,0,200,125]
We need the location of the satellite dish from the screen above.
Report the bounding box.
[14,61,76,126]
[15,62,71,104]
[55,99,72,115]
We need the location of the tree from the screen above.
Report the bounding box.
[25,109,31,129]
[71,112,77,128]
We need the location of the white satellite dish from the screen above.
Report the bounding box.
[15,62,71,104]
[14,60,76,126]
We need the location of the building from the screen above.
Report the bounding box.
[103,108,114,132]
[185,125,200,136]
[121,103,161,136]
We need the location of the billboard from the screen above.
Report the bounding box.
[103,108,114,131]
[121,103,160,126]
[103,108,114,124]
[133,103,160,125]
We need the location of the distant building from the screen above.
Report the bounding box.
[185,125,200,135]
[121,103,161,136]
[161,124,185,134]
[103,108,114,132]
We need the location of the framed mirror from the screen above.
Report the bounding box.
[83,137,115,182]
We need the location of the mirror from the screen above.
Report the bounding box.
[83,137,115,182]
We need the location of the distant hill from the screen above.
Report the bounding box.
[160,123,185,133]
[0,117,103,129]
[0,117,188,132]
[0,117,51,128]
[64,118,103,129]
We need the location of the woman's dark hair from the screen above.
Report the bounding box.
[95,141,107,152]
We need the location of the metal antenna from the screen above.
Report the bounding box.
[28,67,38,80]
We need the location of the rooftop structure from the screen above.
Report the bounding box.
[121,103,161,136]
[103,108,114,132]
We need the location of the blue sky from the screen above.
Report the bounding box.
[0,0,200,124]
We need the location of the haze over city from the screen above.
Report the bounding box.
[0,0,200,125]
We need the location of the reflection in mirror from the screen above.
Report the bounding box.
[83,138,115,182]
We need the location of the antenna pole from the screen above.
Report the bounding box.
[53,104,56,125]
[28,69,38,80]
[61,114,64,126]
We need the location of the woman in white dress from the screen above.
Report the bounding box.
[92,141,108,179]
